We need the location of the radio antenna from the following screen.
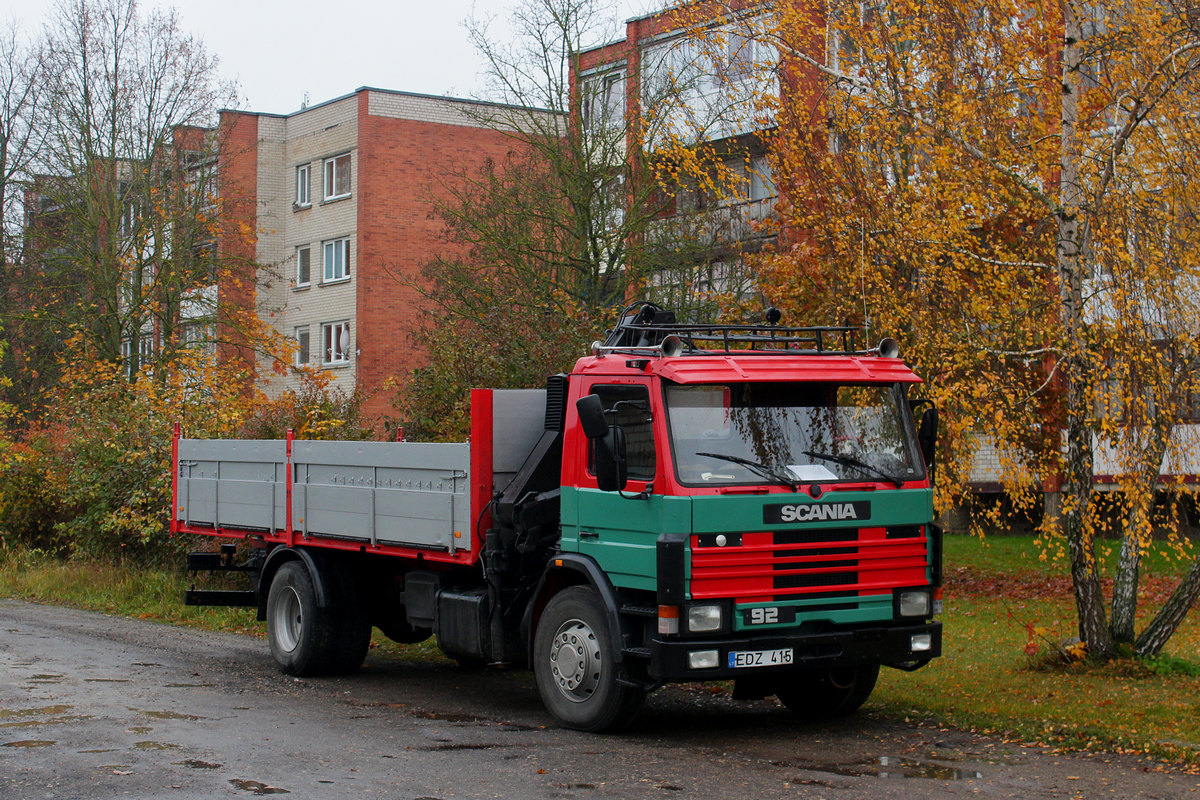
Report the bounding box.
[860,219,869,343]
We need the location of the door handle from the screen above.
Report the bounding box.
[579,530,598,540]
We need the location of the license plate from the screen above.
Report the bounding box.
[728,648,794,668]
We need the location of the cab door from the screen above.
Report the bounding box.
[561,379,687,592]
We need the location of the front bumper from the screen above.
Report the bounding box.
[648,620,941,682]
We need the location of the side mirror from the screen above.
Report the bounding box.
[593,425,628,492]
[918,406,938,479]
[576,394,609,440]
[576,394,628,492]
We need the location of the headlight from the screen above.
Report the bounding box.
[686,604,724,633]
[899,591,931,617]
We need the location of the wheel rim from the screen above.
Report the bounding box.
[548,617,601,703]
[272,586,303,653]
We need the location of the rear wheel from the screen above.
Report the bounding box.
[533,586,644,732]
[775,664,880,719]
[328,610,372,674]
[267,561,338,676]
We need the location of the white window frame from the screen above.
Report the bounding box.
[322,321,351,366]
[748,155,776,200]
[583,69,626,131]
[323,237,350,283]
[294,325,311,365]
[295,163,311,207]
[323,153,351,200]
[296,245,311,287]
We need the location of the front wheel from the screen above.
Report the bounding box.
[533,586,644,732]
[775,664,879,719]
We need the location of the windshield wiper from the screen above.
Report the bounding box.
[696,452,799,491]
[802,450,905,488]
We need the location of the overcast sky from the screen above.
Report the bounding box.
[11,0,660,115]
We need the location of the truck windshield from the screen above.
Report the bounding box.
[664,382,923,487]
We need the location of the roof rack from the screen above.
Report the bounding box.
[599,302,882,357]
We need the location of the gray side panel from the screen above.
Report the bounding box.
[291,441,470,550]
[491,389,548,491]
[177,439,285,530]
[177,438,471,553]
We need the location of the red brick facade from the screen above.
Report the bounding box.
[216,89,520,424]
[354,92,517,418]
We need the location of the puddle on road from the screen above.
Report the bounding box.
[176,759,223,769]
[415,742,508,752]
[0,704,72,718]
[0,705,90,729]
[2,715,92,728]
[164,683,214,688]
[229,778,290,795]
[130,708,206,721]
[134,741,180,751]
[552,783,597,790]
[788,756,983,781]
[85,678,131,684]
[80,748,118,754]
[3,740,56,748]
[126,726,153,734]
[28,674,64,683]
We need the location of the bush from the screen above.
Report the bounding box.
[236,373,374,441]
[0,440,68,554]
[0,345,377,565]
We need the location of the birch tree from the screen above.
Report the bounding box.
[679,0,1200,657]
[20,0,262,397]
[0,19,48,410]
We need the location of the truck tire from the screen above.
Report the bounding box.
[533,586,644,732]
[775,664,880,719]
[266,561,338,676]
[328,612,372,675]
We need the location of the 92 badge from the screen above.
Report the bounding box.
[742,606,796,626]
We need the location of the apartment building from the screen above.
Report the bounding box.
[575,6,780,305]
[217,88,520,421]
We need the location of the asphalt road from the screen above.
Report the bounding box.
[1,599,1197,799]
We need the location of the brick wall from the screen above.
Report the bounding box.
[354,89,520,423]
[217,88,531,427]
[216,110,260,381]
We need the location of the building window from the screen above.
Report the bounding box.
[119,201,138,237]
[583,69,625,131]
[323,237,350,282]
[748,156,776,200]
[180,323,215,355]
[322,321,350,365]
[295,326,311,365]
[323,153,351,200]
[296,245,311,287]
[295,163,311,207]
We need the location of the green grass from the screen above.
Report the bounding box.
[942,531,1197,576]
[879,533,1200,766]
[1,537,1198,766]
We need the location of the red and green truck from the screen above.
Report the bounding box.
[175,302,942,731]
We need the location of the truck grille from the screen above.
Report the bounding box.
[689,526,929,602]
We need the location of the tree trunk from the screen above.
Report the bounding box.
[1057,4,1115,658]
[1110,513,1143,644]
[1135,557,1200,656]
[1111,416,1171,644]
